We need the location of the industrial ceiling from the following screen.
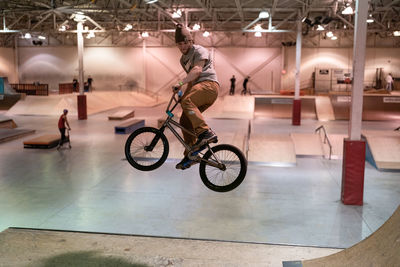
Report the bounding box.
[0,0,399,47]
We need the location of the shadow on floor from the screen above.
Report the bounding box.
[39,251,148,267]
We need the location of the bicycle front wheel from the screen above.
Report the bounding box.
[125,127,169,171]
[199,144,247,192]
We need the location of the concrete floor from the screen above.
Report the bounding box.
[0,104,399,261]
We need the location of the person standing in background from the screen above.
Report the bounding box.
[57,109,71,149]
[241,76,250,95]
[386,73,393,92]
[229,75,236,95]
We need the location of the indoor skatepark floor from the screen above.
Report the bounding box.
[0,103,399,264]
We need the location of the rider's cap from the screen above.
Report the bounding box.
[63,109,68,113]
[175,24,192,43]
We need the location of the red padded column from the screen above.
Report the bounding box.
[341,139,366,205]
[77,94,87,120]
[292,99,301,125]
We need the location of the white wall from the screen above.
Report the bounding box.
[6,45,400,94]
[0,47,17,83]
[282,47,400,90]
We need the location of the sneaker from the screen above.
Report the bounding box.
[175,156,197,170]
[192,129,218,151]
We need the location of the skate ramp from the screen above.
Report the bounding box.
[254,96,316,119]
[300,205,400,267]
[315,96,335,121]
[203,95,254,119]
[290,133,324,157]
[6,92,162,116]
[330,94,400,121]
[363,130,400,170]
[248,134,296,166]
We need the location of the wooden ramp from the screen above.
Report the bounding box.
[0,128,35,143]
[296,205,400,267]
[0,116,17,128]
[108,109,135,120]
[23,134,60,148]
[315,96,335,121]
[290,133,324,157]
[363,130,400,171]
[248,134,296,166]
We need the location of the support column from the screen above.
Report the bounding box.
[77,21,87,120]
[292,18,302,125]
[341,0,368,205]
[143,39,147,93]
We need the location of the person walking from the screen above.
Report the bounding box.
[57,109,71,149]
[229,75,236,95]
[172,23,219,170]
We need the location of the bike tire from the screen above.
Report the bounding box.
[125,127,169,171]
[199,144,247,192]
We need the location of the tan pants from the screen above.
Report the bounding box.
[179,80,219,150]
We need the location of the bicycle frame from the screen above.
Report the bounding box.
[153,91,224,169]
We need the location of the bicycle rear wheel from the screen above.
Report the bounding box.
[125,127,169,171]
[199,144,247,192]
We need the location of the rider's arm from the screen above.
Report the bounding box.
[174,60,205,91]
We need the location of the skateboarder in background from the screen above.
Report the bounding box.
[241,76,250,95]
[57,109,71,149]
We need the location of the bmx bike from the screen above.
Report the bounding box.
[124,91,247,192]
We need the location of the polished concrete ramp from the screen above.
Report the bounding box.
[0,128,35,143]
[6,91,162,116]
[248,134,296,166]
[203,95,254,119]
[290,133,324,157]
[330,93,400,121]
[315,96,335,121]
[363,130,400,170]
[254,96,317,120]
[299,205,400,267]
[0,228,341,267]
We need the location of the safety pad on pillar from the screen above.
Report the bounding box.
[341,139,366,205]
[77,95,87,120]
[292,99,301,125]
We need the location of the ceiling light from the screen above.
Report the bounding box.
[144,0,158,3]
[74,12,86,22]
[59,25,67,32]
[326,31,333,38]
[124,24,133,31]
[254,24,263,31]
[172,9,182,18]
[203,31,210,37]
[394,31,400,37]
[255,32,262,37]
[259,11,269,19]
[342,6,354,15]
[331,36,338,40]
[193,23,201,31]
[24,33,31,39]
[38,35,46,40]
[367,14,374,23]
[86,31,95,39]
[141,32,149,38]
[317,25,324,31]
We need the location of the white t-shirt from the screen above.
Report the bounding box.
[386,75,393,83]
[180,44,219,85]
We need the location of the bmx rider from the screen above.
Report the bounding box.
[173,24,220,170]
